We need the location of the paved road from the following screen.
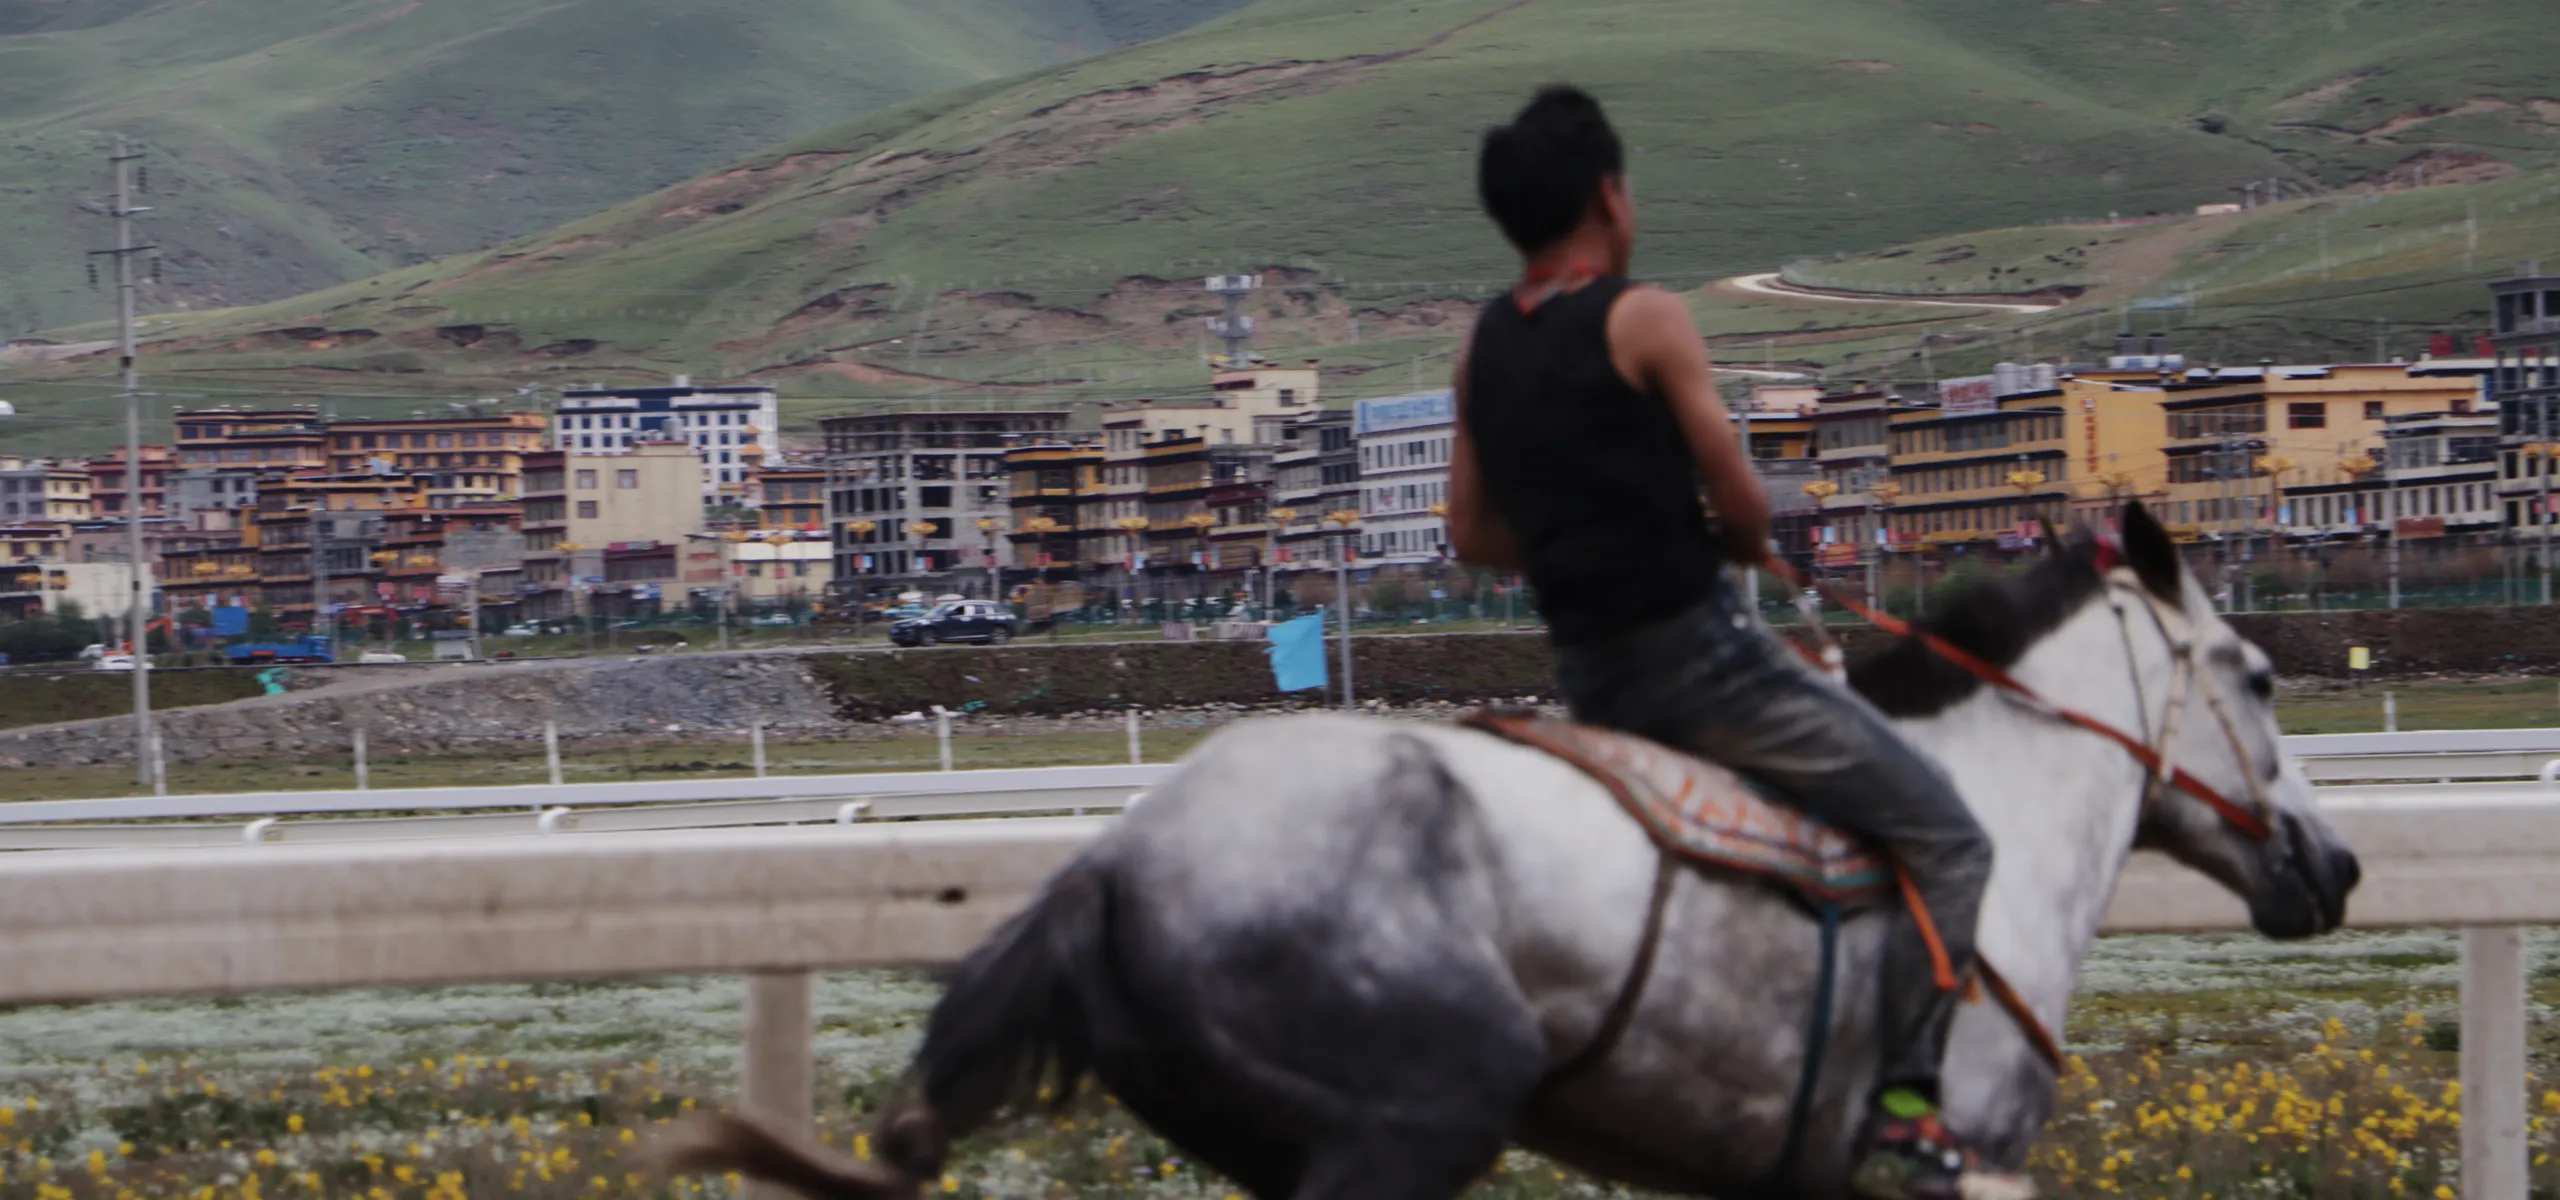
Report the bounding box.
[1726,272,2064,314]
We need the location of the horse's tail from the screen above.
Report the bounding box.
[654,864,1120,1199]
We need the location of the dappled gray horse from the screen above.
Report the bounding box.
[663,504,2358,1200]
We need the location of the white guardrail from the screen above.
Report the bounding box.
[3,729,2558,1197]
[9,729,2557,850]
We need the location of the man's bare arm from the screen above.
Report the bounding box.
[1609,287,1771,565]
[1447,343,1526,570]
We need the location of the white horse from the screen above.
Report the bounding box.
[665,504,2358,1200]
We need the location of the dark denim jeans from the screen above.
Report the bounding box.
[1554,584,1991,1097]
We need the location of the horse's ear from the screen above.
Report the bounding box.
[2118,501,2181,602]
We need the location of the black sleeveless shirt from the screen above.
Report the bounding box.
[1463,276,1724,646]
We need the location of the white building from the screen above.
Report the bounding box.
[1354,389,1455,565]
[553,377,780,505]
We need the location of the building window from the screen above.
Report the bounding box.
[576,469,598,490]
[577,500,599,519]
[616,469,638,489]
[2288,403,2327,430]
[2364,401,2384,421]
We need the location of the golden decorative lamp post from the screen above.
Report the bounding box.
[975,517,1001,600]
[1324,508,1362,708]
[1803,479,1840,502]
[1264,506,1298,612]
[1113,514,1152,620]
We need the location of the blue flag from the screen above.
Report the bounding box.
[1264,613,1330,692]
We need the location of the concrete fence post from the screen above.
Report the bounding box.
[2462,925,2528,1200]
[740,970,816,1200]
[936,707,953,773]
[353,729,369,791]
[544,721,563,791]
[751,722,767,780]
[1127,709,1142,765]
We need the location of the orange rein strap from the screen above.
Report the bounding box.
[1764,558,2273,844]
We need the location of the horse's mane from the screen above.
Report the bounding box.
[1845,535,2111,718]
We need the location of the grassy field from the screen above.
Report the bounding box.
[0,0,1252,338]
[20,0,2560,449]
[0,932,2537,1199]
[0,669,264,733]
[0,722,1230,802]
[0,674,2545,802]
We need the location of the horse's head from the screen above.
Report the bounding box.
[2110,502,2358,938]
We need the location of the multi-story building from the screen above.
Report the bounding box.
[555,377,780,504]
[1270,409,1357,571]
[85,444,171,519]
[244,473,429,622]
[823,410,1069,599]
[2282,411,2500,540]
[1806,389,1899,549]
[0,457,93,523]
[1003,439,1108,580]
[1354,390,1455,566]
[1880,381,2073,545]
[173,408,329,474]
[516,442,705,619]
[2139,363,2483,542]
[752,465,828,532]
[2491,269,2560,537]
[323,413,549,507]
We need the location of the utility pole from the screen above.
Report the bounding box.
[312,504,331,656]
[94,135,156,787]
[2467,195,2480,271]
[2543,389,2555,605]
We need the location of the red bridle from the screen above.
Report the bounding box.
[1767,552,2275,843]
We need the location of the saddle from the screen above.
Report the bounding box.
[1461,708,1892,906]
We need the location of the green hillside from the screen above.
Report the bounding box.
[0,0,1253,336]
[11,0,2560,451]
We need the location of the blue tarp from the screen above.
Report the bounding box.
[211,605,251,636]
[1264,613,1330,693]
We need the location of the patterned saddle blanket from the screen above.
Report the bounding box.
[1462,709,1893,906]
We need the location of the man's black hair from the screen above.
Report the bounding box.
[1477,85,1624,254]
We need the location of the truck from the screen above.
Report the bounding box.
[1008,581,1088,629]
[223,635,336,665]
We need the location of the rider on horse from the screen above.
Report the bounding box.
[1446,85,2027,1200]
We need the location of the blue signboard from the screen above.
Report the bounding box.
[1354,389,1456,436]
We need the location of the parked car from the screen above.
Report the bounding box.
[889,600,1017,647]
[749,613,796,628]
[359,651,408,664]
[501,623,543,638]
[95,653,135,671]
[877,604,931,623]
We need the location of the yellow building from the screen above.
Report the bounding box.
[323,413,549,507]
[2134,365,2482,540]
[1881,391,2073,545]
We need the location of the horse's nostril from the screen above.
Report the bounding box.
[2331,849,2362,893]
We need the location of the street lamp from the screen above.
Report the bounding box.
[556,540,590,648]
[1265,506,1298,615]
[842,520,878,634]
[1866,481,1903,610]
[1182,511,1216,607]
[1325,508,1361,709]
[975,516,1000,601]
[1113,514,1150,622]
[2252,454,2295,612]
